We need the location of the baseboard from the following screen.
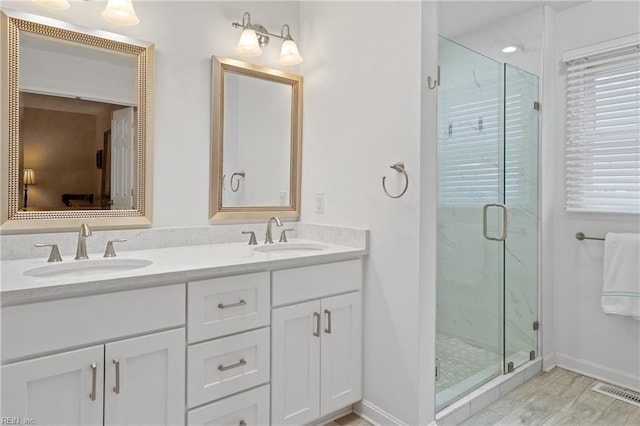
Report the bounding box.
[353,399,408,426]
[542,352,557,372]
[555,352,640,392]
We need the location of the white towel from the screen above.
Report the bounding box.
[602,233,640,319]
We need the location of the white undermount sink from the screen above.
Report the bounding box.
[253,242,328,253]
[23,258,153,278]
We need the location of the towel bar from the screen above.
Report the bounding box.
[576,232,605,241]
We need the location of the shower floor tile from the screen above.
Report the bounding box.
[437,334,502,409]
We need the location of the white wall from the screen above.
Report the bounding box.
[3,0,300,227]
[441,5,545,77]
[20,39,137,105]
[549,1,640,390]
[540,4,557,371]
[298,1,429,424]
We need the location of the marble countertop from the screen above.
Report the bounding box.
[0,239,367,306]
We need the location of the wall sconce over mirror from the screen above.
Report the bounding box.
[32,0,140,26]
[232,12,303,66]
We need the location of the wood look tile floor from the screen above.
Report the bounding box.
[327,412,372,426]
[462,368,640,426]
[328,368,640,426]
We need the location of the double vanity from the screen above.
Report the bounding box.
[0,224,367,426]
[0,8,364,426]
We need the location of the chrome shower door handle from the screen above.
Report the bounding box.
[483,203,508,241]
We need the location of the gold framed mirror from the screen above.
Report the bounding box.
[210,57,302,221]
[1,10,154,233]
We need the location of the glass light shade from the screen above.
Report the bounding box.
[279,39,303,66]
[236,29,262,57]
[23,169,36,185]
[33,0,70,9]
[102,0,140,26]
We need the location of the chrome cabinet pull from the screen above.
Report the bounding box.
[482,203,508,241]
[313,312,321,337]
[218,300,247,309]
[113,358,120,394]
[218,358,247,371]
[89,363,97,401]
[324,309,332,334]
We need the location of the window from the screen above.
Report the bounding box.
[564,37,640,214]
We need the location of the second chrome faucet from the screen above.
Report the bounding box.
[75,223,92,260]
[264,216,282,244]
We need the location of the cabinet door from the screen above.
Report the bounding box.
[1,345,104,425]
[104,328,185,426]
[320,292,363,416]
[271,300,321,425]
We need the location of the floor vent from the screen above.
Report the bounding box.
[592,383,640,407]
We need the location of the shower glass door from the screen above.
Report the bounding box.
[503,64,539,372]
[436,39,539,411]
[436,37,504,410]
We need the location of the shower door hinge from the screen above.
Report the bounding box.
[530,351,536,361]
[507,361,515,373]
[533,101,541,111]
[533,320,540,331]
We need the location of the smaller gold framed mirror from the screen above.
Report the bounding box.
[210,57,302,221]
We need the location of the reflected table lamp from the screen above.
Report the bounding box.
[23,169,36,210]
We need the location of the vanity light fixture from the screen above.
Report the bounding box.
[502,46,518,53]
[32,0,140,26]
[102,0,140,26]
[232,12,303,65]
[33,0,69,10]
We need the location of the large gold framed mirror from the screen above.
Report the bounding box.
[210,57,302,221]
[1,10,154,233]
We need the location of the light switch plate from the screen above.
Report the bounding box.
[315,192,325,214]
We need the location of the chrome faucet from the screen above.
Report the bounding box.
[264,216,282,244]
[75,223,92,260]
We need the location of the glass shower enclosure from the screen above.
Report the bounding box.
[435,37,539,410]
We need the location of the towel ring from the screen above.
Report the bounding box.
[382,162,409,199]
[230,171,245,192]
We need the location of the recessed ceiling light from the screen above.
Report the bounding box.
[502,46,518,53]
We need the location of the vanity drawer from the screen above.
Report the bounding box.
[187,272,270,343]
[272,259,362,306]
[187,327,270,407]
[1,284,186,362]
[187,384,270,426]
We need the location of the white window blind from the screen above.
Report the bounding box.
[565,41,640,214]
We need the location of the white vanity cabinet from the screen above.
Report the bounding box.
[186,272,271,426]
[271,260,363,425]
[1,284,186,426]
[0,244,367,426]
[2,329,185,426]
[1,345,105,425]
